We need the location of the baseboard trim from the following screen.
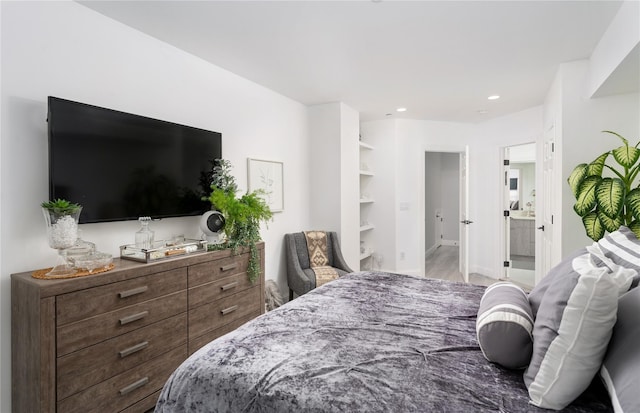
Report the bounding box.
[425,244,438,258]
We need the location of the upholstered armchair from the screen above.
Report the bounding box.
[285,231,353,300]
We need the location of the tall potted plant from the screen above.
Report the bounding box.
[205,159,272,282]
[568,131,640,241]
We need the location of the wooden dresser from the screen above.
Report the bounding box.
[11,243,265,413]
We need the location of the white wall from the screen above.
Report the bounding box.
[0,3,312,411]
[471,107,544,276]
[395,119,474,275]
[440,153,460,242]
[424,152,441,253]
[381,111,542,277]
[308,102,360,270]
[339,104,361,269]
[557,60,640,257]
[588,1,640,97]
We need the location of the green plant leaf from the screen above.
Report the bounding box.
[41,198,82,214]
[573,176,601,216]
[626,188,640,221]
[612,144,640,168]
[582,212,605,241]
[628,220,640,239]
[603,130,629,146]
[595,177,625,219]
[586,152,609,176]
[567,164,588,198]
[596,210,624,233]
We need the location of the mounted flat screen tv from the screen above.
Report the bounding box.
[48,96,222,223]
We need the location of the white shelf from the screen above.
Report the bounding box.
[359,141,374,150]
[360,198,374,204]
[360,224,375,232]
[359,170,374,176]
[360,250,374,260]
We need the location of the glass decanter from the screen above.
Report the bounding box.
[135,216,155,249]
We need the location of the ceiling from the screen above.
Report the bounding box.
[79,1,632,123]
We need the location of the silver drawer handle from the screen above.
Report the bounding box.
[119,341,149,358]
[118,286,148,299]
[220,263,237,272]
[119,377,149,396]
[119,311,148,326]
[221,281,238,291]
[221,305,238,315]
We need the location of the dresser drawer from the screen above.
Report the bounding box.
[188,271,256,310]
[188,285,261,341]
[57,291,187,356]
[188,311,260,355]
[57,313,186,400]
[57,268,187,326]
[57,345,186,413]
[188,253,249,287]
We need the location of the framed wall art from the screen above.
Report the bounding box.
[247,158,284,212]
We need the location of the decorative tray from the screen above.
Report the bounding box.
[120,239,208,263]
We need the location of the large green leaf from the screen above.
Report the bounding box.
[626,188,640,221]
[596,210,624,233]
[628,220,640,239]
[595,178,625,219]
[586,152,609,176]
[573,176,601,216]
[603,130,629,146]
[567,164,588,199]
[583,212,605,241]
[612,144,640,168]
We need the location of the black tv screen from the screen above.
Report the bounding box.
[48,96,222,223]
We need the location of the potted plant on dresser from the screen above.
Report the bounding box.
[205,159,272,282]
[41,198,83,276]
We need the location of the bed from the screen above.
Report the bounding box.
[155,271,612,412]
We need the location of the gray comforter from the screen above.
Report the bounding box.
[156,271,611,412]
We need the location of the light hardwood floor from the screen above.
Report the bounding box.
[425,245,497,287]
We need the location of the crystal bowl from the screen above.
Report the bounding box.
[73,252,113,273]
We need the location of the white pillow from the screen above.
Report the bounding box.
[524,253,620,410]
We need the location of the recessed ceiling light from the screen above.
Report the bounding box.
[396,107,407,112]
[488,95,500,100]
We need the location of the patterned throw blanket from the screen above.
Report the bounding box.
[303,231,339,287]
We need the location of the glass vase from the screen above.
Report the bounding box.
[42,207,82,277]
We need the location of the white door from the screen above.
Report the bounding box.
[540,127,555,280]
[459,146,471,283]
[503,147,512,280]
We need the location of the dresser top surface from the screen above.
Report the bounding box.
[11,243,264,297]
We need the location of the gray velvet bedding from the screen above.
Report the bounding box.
[155,271,611,412]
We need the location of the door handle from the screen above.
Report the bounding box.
[537,225,545,231]
[460,220,474,225]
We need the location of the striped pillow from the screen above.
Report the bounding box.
[476,282,533,369]
[592,226,640,290]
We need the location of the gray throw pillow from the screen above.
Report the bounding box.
[524,252,623,410]
[527,248,586,317]
[476,282,533,369]
[600,286,640,413]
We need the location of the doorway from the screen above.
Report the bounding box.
[423,147,470,282]
[502,143,536,288]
